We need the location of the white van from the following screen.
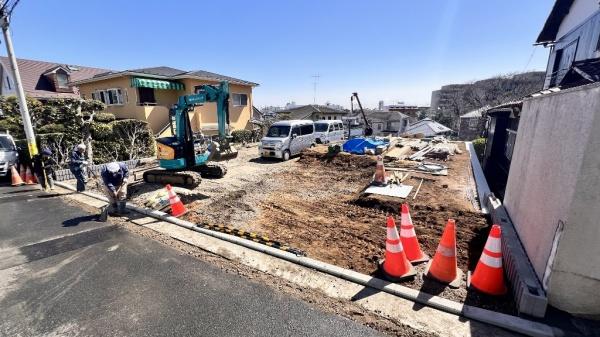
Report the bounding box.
[259,120,315,160]
[314,120,345,144]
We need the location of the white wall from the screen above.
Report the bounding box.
[556,0,600,40]
[503,83,600,315]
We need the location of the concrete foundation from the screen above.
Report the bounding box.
[503,83,600,316]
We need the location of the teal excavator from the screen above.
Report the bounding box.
[143,81,238,188]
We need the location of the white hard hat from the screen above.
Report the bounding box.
[76,143,86,150]
[106,162,120,173]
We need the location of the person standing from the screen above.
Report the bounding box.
[32,148,57,191]
[69,144,88,192]
[101,162,129,215]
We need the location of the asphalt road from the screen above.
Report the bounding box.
[0,184,382,337]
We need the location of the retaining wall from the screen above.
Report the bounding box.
[503,83,600,316]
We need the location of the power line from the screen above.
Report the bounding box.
[522,45,537,72]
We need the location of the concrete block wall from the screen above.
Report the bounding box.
[503,83,600,316]
[54,159,143,181]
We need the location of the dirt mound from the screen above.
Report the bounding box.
[299,150,377,170]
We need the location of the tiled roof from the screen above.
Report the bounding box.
[0,56,111,99]
[185,70,258,86]
[83,67,259,87]
[130,66,187,77]
[365,110,410,121]
[405,118,452,134]
[460,106,490,118]
[280,105,346,120]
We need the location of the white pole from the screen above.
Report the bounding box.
[1,12,38,157]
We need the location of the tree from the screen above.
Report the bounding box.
[112,119,156,160]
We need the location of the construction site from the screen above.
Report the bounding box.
[74,138,513,314]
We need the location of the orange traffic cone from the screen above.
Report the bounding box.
[469,224,507,295]
[165,184,187,217]
[10,165,24,186]
[19,164,26,181]
[373,155,387,186]
[399,203,429,264]
[379,216,416,281]
[24,166,36,185]
[424,219,463,287]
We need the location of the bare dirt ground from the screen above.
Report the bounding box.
[117,143,515,314]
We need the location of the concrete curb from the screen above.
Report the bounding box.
[54,181,563,337]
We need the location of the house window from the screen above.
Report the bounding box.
[138,87,156,105]
[232,93,248,106]
[92,88,124,106]
[377,123,382,130]
[56,72,69,88]
[505,129,517,160]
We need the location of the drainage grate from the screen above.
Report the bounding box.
[487,194,548,318]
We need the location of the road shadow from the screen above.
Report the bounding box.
[249,157,283,165]
[3,188,41,194]
[411,276,448,311]
[62,215,99,227]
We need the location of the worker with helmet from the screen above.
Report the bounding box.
[101,161,129,215]
[69,143,88,192]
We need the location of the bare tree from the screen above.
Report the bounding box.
[114,120,151,160]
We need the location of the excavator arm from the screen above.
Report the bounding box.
[351,92,373,136]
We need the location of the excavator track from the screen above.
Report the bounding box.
[198,162,227,178]
[143,170,202,189]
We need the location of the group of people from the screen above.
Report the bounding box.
[31,143,130,215]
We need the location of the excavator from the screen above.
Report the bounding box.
[143,81,238,188]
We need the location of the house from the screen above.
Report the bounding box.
[490,0,600,316]
[481,101,522,199]
[458,106,488,140]
[0,57,109,99]
[364,110,412,136]
[536,0,600,89]
[402,118,452,137]
[72,66,258,134]
[277,104,347,121]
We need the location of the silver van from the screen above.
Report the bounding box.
[259,120,315,161]
[314,120,344,144]
[0,133,19,178]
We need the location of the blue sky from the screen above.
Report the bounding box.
[8,0,553,108]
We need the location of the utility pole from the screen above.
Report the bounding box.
[0,0,37,157]
[311,74,320,104]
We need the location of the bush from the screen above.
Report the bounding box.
[472,137,486,162]
[91,122,113,140]
[94,112,116,123]
[231,129,253,143]
[38,123,67,134]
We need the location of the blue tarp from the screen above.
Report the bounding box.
[342,137,390,154]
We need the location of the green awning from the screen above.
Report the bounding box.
[131,77,184,90]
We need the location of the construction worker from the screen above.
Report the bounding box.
[69,144,88,192]
[32,148,57,191]
[101,162,129,215]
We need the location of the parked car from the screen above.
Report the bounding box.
[0,133,19,178]
[314,120,344,144]
[259,120,315,160]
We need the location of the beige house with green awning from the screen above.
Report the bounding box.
[71,66,258,135]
